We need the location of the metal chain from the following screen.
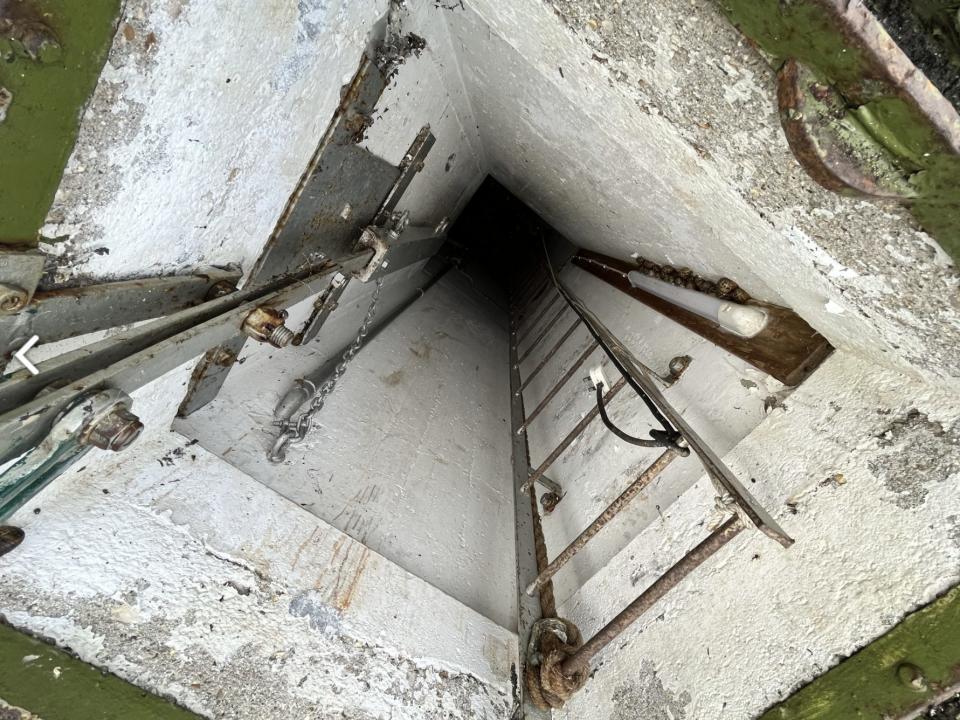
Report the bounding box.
[269,278,384,463]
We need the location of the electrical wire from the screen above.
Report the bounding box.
[537,230,684,452]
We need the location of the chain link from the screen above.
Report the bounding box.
[269,278,384,463]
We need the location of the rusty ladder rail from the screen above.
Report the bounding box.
[509,251,793,691]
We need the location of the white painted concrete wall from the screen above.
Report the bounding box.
[0,361,515,718]
[519,263,785,606]
[8,0,510,717]
[444,0,959,388]
[7,0,960,718]
[177,267,518,630]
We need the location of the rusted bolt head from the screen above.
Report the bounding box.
[0,283,29,313]
[540,492,561,514]
[242,306,294,348]
[82,404,144,452]
[0,526,25,557]
[668,355,692,380]
[895,662,927,692]
[205,280,238,300]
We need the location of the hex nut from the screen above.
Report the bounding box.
[0,283,29,313]
[205,280,238,300]
[81,404,144,452]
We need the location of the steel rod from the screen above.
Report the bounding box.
[519,340,600,432]
[525,448,681,596]
[526,376,627,488]
[516,292,562,345]
[516,274,550,311]
[520,318,583,392]
[561,516,744,675]
[508,296,555,720]
[519,303,569,363]
[516,278,552,324]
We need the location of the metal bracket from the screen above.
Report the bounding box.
[0,388,139,521]
[0,253,371,468]
[0,248,44,315]
[176,51,436,418]
[0,266,241,370]
[295,272,350,345]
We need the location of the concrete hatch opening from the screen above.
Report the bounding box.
[0,1,958,718]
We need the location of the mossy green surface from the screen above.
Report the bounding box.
[717,0,960,264]
[758,586,960,719]
[0,621,201,719]
[0,0,121,245]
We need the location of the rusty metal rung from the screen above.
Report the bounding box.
[525,448,680,596]
[519,340,600,432]
[516,292,562,345]
[561,516,744,674]
[526,376,628,489]
[520,318,584,392]
[519,303,569,363]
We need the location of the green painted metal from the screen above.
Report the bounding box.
[716,0,960,265]
[758,585,960,719]
[0,620,202,719]
[0,0,122,246]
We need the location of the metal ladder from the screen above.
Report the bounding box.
[508,255,794,713]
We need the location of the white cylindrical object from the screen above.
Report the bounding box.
[626,271,768,338]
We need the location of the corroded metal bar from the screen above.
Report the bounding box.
[517,292,562,346]
[525,448,681,596]
[519,340,599,433]
[517,273,549,309]
[530,483,556,618]
[561,516,744,675]
[515,278,552,324]
[526,376,627,488]
[519,303,569,363]
[508,298,554,720]
[520,318,583,392]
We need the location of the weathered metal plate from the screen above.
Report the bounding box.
[177,56,435,418]
[261,144,400,277]
[758,584,960,720]
[0,267,241,368]
[574,250,833,387]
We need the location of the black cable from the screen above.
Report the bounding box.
[538,230,681,443]
[594,383,661,447]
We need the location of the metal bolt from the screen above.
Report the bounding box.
[435,217,450,235]
[242,306,294,348]
[205,280,238,300]
[0,283,28,313]
[540,491,561,514]
[0,526,25,557]
[667,355,692,381]
[895,663,927,692]
[81,404,144,452]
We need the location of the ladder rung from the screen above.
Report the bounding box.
[526,376,627,487]
[520,318,584,391]
[519,340,599,433]
[525,448,680,596]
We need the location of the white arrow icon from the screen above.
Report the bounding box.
[14,335,40,376]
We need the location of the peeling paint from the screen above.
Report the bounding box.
[870,410,960,509]
[610,661,691,720]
